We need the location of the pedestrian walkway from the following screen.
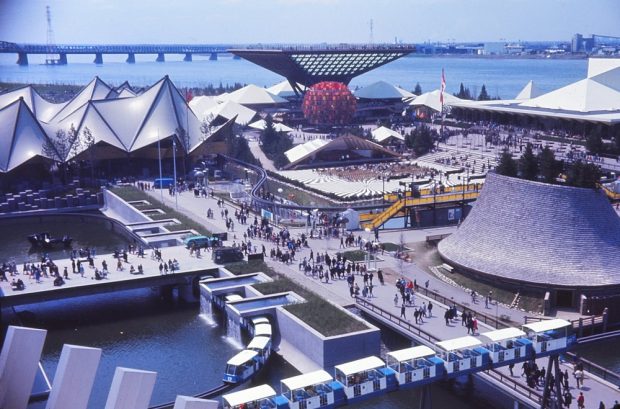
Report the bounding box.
[138,184,620,406]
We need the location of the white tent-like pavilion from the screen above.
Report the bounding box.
[222,84,288,106]
[249,119,294,133]
[188,95,219,115]
[409,90,462,112]
[354,80,414,100]
[267,80,305,98]
[0,75,224,169]
[515,80,543,100]
[371,126,405,144]
[284,139,329,164]
[200,100,257,126]
[0,99,54,172]
[448,58,620,125]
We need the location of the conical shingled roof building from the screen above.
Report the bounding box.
[438,173,620,308]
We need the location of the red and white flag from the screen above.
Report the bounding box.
[440,68,446,107]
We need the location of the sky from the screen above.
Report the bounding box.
[0,0,619,45]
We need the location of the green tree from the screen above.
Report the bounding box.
[566,160,601,189]
[405,125,437,156]
[518,143,539,180]
[225,133,260,165]
[259,114,293,168]
[82,126,96,182]
[42,125,80,184]
[455,83,472,100]
[413,83,422,96]
[496,148,518,177]
[537,146,560,184]
[478,84,491,101]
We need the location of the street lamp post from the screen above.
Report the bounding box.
[157,128,163,203]
[173,138,178,210]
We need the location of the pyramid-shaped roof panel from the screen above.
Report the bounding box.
[519,78,620,112]
[0,99,52,172]
[225,84,287,106]
[354,81,414,100]
[515,80,544,100]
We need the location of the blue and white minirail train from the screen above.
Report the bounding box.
[221,319,573,409]
[223,317,273,383]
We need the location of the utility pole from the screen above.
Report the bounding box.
[45,5,58,65]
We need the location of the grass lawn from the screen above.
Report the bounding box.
[380,242,405,252]
[227,261,368,336]
[340,250,375,262]
[111,186,212,236]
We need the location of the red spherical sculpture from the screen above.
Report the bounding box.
[302,81,356,126]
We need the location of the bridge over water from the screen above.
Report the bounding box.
[0,41,241,65]
[0,41,415,66]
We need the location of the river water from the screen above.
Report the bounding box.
[0,54,587,100]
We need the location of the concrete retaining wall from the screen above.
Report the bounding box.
[275,306,380,373]
[103,189,150,224]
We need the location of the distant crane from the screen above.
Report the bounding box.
[45,5,59,65]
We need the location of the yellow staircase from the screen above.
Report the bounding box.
[362,190,481,230]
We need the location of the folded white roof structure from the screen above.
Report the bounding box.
[0,76,225,172]
[354,80,414,100]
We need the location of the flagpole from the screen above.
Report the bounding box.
[158,128,163,203]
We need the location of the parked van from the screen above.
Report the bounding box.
[212,247,244,264]
[183,235,219,249]
[153,178,174,188]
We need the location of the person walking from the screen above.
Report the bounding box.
[400,303,406,320]
[444,309,450,325]
[394,293,399,307]
[577,392,585,409]
[427,301,433,317]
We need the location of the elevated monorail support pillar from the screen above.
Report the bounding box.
[58,53,68,65]
[94,53,103,64]
[540,354,563,409]
[156,52,165,62]
[126,53,136,63]
[17,52,28,66]
[419,384,432,409]
[183,53,192,62]
[209,52,218,61]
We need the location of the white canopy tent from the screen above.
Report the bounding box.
[249,119,294,133]
[409,90,462,112]
[222,84,288,106]
[284,139,329,164]
[201,100,257,126]
[354,80,414,100]
[267,80,305,98]
[515,80,543,100]
[371,126,405,144]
